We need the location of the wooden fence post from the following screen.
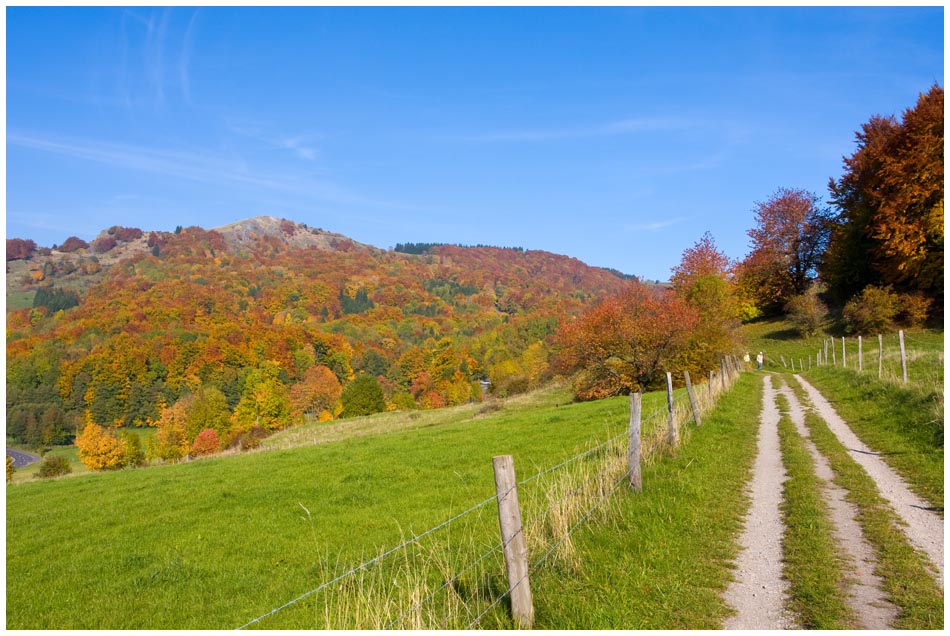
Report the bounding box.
[800,358,804,371]
[666,371,678,447]
[720,360,726,392]
[824,339,828,365]
[832,339,836,366]
[780,354,787,368]
[858,335,863,372]
[684,371,701,427]
[842,336,846,368]
[899,330,908,383]
[878,334,883,379]
[492,455,534,629]
[708,370,714,405]
[628,393,642,492]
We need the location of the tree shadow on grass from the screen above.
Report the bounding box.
[763,327,800,341]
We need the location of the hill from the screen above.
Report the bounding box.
[6,216,632,448]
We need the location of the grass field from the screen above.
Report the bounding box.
[10,381,717,629]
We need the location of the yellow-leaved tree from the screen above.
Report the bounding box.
[75,423,126,471]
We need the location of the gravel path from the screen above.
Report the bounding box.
[723,375,796,630]
[796,375,944,589]
[778,383,897,629]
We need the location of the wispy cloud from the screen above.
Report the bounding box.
[277,136,318,161]
[179,9,201,104]
[7,131,404,211]
[446,116,701,143]
[625,216,689,232]
[225,120,322,162]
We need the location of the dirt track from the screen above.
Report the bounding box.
[723,373,943,629]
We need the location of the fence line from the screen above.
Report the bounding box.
[771,330,941,387]
[235,363,742,630]
[466,471,630,629]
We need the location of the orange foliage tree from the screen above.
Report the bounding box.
[289,365,342,422]
[670,232,742,375]
[75,423,126,471]
[552,282,699,400]
[824,84,943,309]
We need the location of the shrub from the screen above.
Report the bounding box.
[190,429,220,457]
[896,292,933,328]
[36,455,72,479]
[90,236,117,254]
[842,285,900,334]
[235,425,268,451]
[785,288,828,337]
[58,236,89,253]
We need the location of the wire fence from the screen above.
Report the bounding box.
[235,362,742,630]
[773,330,944,391]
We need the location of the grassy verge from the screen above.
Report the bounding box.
[523,372,762,628]
[800,367,943,512]
[787,377,944,629]
[774,390,852,629]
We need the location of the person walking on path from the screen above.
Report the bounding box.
[756,351,764,370]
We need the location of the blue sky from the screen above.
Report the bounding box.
[5,6,943,281]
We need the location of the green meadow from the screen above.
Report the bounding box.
[8,382,701,629]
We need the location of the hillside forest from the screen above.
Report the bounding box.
[6,85,942,473]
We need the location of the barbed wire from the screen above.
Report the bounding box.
[238,373,740,630]
[465,471,629,629]
[382,541,504,629]
[235,423,633,630]
[234,489,503,630]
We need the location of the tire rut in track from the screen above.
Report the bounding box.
[794,374,944,589]
[723,374,796,630]
[778,382,898,629]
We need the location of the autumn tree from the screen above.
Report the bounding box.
[289,364,342,422]
[120,430,146,467]
[823,85,943,310]
[185,386,233,442]
[6,238,37,261]
[190,429,220,456]
[75,423,126,471]
[740,188,833,316]
[155,397,191,461]
[552,281,699,400]
[340,374,387,417]
[231,363,292,432]
[670,232,742,375]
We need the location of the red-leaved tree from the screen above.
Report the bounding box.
[552,282,699,400]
